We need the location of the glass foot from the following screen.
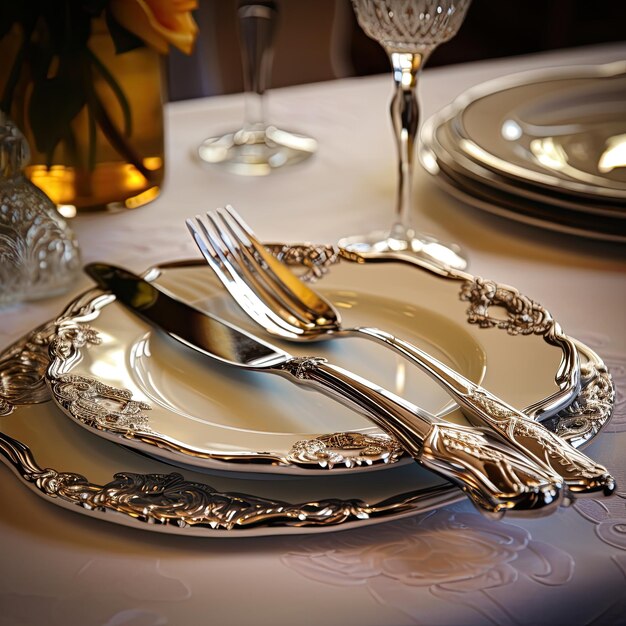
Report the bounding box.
[338,226,468,271]
[197,125,317,176]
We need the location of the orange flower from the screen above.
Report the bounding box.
[109,0,199,55]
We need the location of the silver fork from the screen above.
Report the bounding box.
[186,206,615,498]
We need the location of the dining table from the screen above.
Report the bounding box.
[1,41,625,626]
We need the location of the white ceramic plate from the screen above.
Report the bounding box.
[45,256,584,475]
[435,115,626,219]
[421,103,626,242]
[449,61,626,201]
[421,149,626,242]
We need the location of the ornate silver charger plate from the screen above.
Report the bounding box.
[420,61,626,242]
[0,247,615,536]
[42,251,599,475]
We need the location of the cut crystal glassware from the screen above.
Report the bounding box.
[0,113,81,307]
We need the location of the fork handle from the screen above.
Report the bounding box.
[270,357,563,518]
[352,327,615,497]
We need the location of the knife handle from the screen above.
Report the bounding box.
[353,327,616,497]
[272,357,564,518]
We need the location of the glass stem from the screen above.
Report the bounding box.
[238,3,277,132]
[388,50,430,239]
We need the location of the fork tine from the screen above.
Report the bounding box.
[207,211,315,329]
[212,208,315,324]
[188,215,272,328]
[192,212,308,337]
[192,216,235,282]
[188,215,259,312]
[220,205,313,304]
[221,205,330,317]
[186,217,224,277]
[205,211,275,299]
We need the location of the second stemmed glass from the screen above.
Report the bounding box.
[340,0,471,270]
[198,2,317,176]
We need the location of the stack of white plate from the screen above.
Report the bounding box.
[420,61,626,242]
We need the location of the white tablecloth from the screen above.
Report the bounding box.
[1,43,625,626]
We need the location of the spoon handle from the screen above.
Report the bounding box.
[271,356,564,518]
[353,326,615,496]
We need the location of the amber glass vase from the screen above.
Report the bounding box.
[0,19,164,214]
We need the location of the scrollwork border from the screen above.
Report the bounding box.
[0,247,616,534]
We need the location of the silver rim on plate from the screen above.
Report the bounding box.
[41,252,588,474]
[0,247,615,536]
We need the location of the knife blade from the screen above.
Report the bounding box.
[84,262,566,518]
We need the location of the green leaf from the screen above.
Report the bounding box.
[0,3,40,39]
[105,8,145,54]
[27,39,54,83]
[28,72,86,162]
[80,0,109,18]
[87,48,132,136]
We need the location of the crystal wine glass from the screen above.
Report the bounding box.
[198,2,317,176]
[340,0,471,270]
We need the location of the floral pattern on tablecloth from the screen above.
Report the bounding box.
[282,508,574,626]
[0,558,189,626]
[572,335,626,579]
[571,335,626,575]
[601,351,626,433]
[281,336,626,626]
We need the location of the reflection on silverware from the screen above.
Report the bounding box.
[188,206,615,498]
[82,262,565,518]
[1,277,615,536]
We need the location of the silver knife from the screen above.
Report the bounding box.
[85,262,566,518]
